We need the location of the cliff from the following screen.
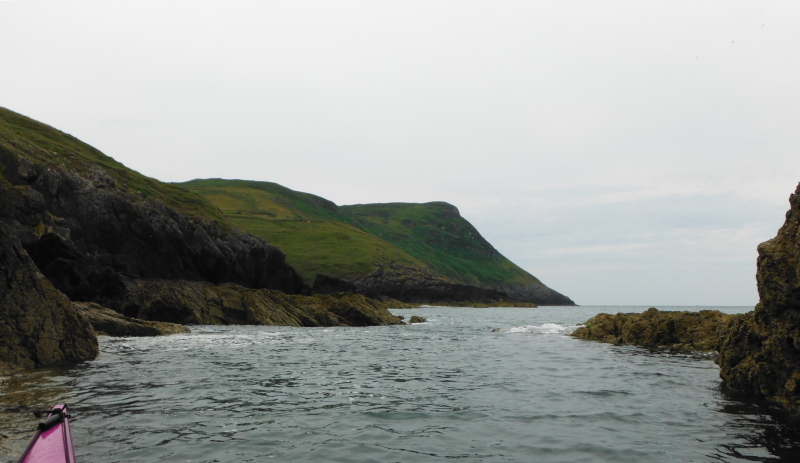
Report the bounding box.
[716,183,800,411]
[0,107,407,371]
[182,179,574,305]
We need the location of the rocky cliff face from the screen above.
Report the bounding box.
[354,263,508,303]
[110,278,403,327]
[0,107,415,375]
[716,183,800,411]
[73,302,191,337]
[488,282,574,306]
[0,157,304,306]
[0,223,98,372]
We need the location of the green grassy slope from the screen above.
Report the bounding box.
[180,179,431,282]
[0,107,227,226]
[180,179,544,291]
[341,202,542,288]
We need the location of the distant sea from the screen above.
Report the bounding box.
[3,305,800,463]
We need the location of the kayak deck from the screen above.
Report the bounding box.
[17,404,76,463]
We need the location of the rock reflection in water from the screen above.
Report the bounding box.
[713,387,800,462]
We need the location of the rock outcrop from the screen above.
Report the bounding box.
[355,263,508,303]
[312,274,358,295]
[489,282,574,306]
[571,308,737,353]
[0,223,98,372]
[1,160,304,306]
[716,183,800,411]
[73,301,190,336]
[0,106,412,375]
[111,278,404,327]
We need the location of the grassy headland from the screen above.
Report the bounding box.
[180,179,554,299]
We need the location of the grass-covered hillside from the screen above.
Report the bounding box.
[180,179,548,294]
[180,179,431,282]
[342,202,541,289]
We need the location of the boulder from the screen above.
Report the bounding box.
[0,223,97,372]
[73,301,190,336]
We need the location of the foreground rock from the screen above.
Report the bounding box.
[73,301,190,336]
[111,279,404,327]
[571,308,737,353]
[716,183,800,412]
[0,224,98,372]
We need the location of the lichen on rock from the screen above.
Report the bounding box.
[111,278,405,327]
[0,223,98,371]
[571,308,736,353]
[73,301,190,336]
[716,182,800,411]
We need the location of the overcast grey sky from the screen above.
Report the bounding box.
[2,1,799,306]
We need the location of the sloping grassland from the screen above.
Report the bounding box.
[181,179,551,297]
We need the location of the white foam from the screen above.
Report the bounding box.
[506,323,580,335]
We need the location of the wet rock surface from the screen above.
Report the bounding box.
[113,278,404,327]
[716,183,800,412]
[571,308,737,353]
[73,301,190,336]
[0,223,98,371]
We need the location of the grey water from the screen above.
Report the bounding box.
[4,306,800,462]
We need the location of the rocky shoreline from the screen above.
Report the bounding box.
[0,107,415,377]
[573,182,800,414]
[571,308,738,354]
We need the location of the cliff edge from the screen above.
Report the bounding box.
[716,183,800,411]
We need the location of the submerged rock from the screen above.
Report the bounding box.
[571,308,737,353]
[73,301,190,336]
[716,183,800,412]
[0,224,98,372]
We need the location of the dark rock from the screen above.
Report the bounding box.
[0,223,98,371]
[111,278,404,327]
[73,301,190,336]
[355,263,507,303]
[716,183,800,411]
[571,308,736,353]
[0,154,305,306]
[489,282,575,306]
[408,316,427,324]
[312,274,358,295]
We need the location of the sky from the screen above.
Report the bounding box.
[1,1,799,306]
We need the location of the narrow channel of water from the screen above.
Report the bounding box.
[3,306,800,462]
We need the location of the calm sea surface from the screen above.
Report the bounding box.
[4,305,800,463]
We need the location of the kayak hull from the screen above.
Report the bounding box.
[17,404,76,463]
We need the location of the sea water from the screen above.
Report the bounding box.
[3,306,800,463]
